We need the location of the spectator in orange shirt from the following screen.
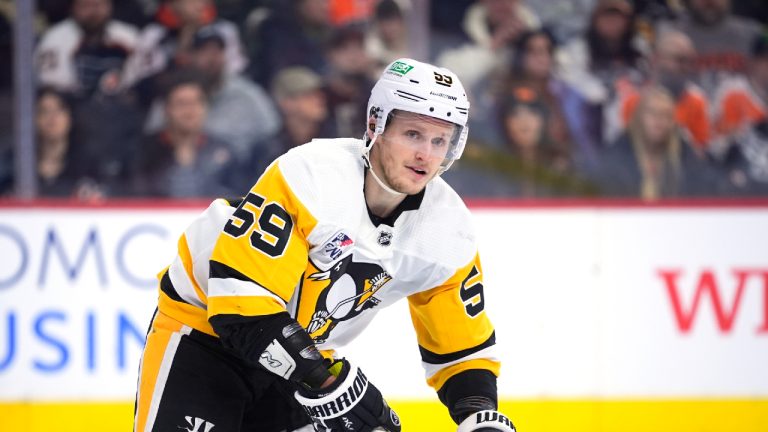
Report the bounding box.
[712,34,768,195]
[594,86,724,199]
[712,33,768,140]
[620,29,711,149]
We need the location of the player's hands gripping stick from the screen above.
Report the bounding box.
[294,358,401,432]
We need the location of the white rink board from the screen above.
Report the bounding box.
[0,205,767,401]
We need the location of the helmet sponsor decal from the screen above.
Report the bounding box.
[388,61,414,76]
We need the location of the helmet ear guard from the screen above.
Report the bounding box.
[363,58,470,175]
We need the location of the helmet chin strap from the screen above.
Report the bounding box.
[364,134,406,197]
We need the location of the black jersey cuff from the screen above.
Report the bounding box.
[437,369,498,424]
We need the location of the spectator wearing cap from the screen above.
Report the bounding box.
[271,67,334,150]
[131,72,235,197]
[618,29,712,149]
[437,0,541,90]
[122,0,246,102]
[663,0,764,95]
[325,24,376,138]
[142,25,280,159]
[228,67,335,192]
[365,0,409,69]
[443,86,594,198]
[591,86,726,199]
[35,0,139,97]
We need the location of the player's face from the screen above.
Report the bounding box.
[371,112,456,195]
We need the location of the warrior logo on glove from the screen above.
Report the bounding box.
[457,410,516,432]
[295,359,401,432]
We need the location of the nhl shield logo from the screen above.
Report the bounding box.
[377,230,393,247]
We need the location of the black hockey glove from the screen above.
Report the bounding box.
[294,358,401,432]
[456,410,516,432]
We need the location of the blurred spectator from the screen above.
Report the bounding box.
[37,0,151,26]
[619,29,711,149]
[35,0,139,98]
[329,0,376,25]
[71,90,144,196]
[214,0,263,29]
[665,0,764,95]
[0,89,99,198]
[325,24,375,138]
[527,0,596,42]
[132,73,234,197]
[122,0,246,102]
[250,0,332,87]
[559,0,649,150]
[712,34,768,141]
[591,86,722,199]
[475,29,575,168]
[144,25,281,158]
[559,0,647,104]
[270,67,333,150]
[712,35,768,195]
[719,120,768,195]
[437,0,540,89]
[230,67,333,192]
[365,0,409,69]
[444,86,593,198]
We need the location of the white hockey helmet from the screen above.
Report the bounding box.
[364,58,470,174]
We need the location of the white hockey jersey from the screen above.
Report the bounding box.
[35,18,138,92]
[158,138,499,390]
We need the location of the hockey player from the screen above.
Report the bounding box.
[134,58,515,432]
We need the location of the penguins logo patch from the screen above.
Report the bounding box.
[298,255,392,343]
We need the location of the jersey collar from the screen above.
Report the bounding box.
[365,186,425,227]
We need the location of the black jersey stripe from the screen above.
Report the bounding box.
[160,270,188,304]
[209,260,290,303]
[419,332,496,365]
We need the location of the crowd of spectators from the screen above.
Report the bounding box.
[0,0,767,200]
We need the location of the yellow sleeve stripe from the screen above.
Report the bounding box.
[426,358,501,391]
[177,233,207,306]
